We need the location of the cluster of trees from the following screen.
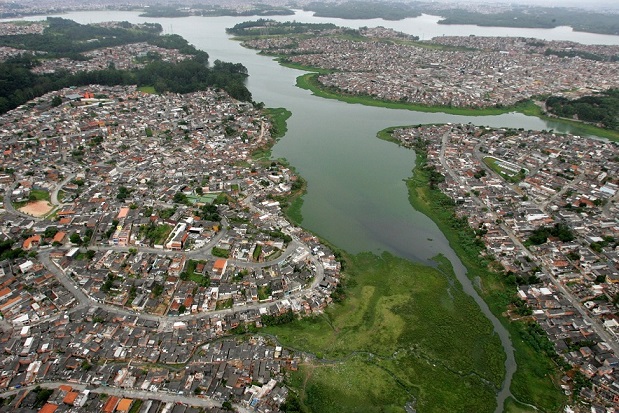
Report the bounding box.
[590,235,616,253]
[423,163,446,190]
[196,203,220,222]
[264,229,292,243]
[226,19,338,36]
[526,223,575,246]
[0,239,25,260]
[260,309,295,326]
[0,54,252,114]
[519,322,559,362]
[546,90,619,131]
[0,18,253,114]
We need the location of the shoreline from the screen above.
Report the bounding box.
[378,125,565,411]
[294,71,619,141]
[255,102,508,413]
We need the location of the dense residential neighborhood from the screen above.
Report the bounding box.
[0,83,341,412]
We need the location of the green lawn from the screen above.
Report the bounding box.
[137,86,157,94]
[29,189,51,202]
[268,251,505,413]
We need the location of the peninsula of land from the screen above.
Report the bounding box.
[232,21,619,138]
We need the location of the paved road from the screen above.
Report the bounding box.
[3,184,36,220]
[50,173,76,206]
[0,382,251,412]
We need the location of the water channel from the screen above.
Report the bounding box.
[13,10,619,411]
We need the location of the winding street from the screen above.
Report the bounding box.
[3,184,37,220]
[35,213,325,327]
[50,173,76,206]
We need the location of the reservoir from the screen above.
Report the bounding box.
[12,10,619,412]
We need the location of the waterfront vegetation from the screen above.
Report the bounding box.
[503,397,539,413]
[265,107,292,139]
[260,107,306,225]
[546,89,619,132]
[276,59,333,75]
[435,7,619,36]
[304,1,422,21]
[266,250,506,413]
[392,129,566,411]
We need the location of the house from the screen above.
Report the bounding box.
[103,396,120,413]
[23,235,41,250]
[116,398,133,413]
[63,391,79,406]
[52,231,66,244]
[38,404,58,413]
[213,259,228,277]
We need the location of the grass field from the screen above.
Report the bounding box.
[29,189,51,202]
[138,86,157,94]
[267,251,505,413]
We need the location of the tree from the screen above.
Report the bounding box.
[51,95,62,107]
[69,233,82,245]
[117,186,130,201]
[43,226,59,238]
[173,192,189,204]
